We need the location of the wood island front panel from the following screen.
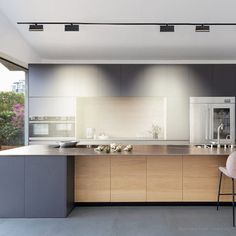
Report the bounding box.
[75,157,111,202]
[111,156,146,202]
[183,156,219,201]
[147,156,183,201]
[74,155,230,203]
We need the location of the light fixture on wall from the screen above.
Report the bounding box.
[160,24,175,32]
[195,25,210,32]
[65,24,79,32]
[29,24,44,31]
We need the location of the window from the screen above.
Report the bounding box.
[0,60,26,148]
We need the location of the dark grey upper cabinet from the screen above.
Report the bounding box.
[120,64,149,96]
[212,65,236,96]
[97,65,121,96]
[0,157,25,217]
[74,65,99,96]
[29,65,75,97]
[166,65,189,97]
[138,65,168,96]
[188,65,213,96]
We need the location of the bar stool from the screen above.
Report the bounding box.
[217,151,236,227]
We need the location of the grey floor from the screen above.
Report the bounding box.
[0,206,235,236]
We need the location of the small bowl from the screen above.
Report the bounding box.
[59,140,78,148]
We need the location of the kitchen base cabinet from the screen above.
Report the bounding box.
[111,156,146,202]
[25,156,74,217]
[183,156,219,201]
[0,157,25,217]
[75,157,110,202]
[147,156,182,201]
[74,155,231,203]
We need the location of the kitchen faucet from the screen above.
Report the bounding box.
[217,123,224,148]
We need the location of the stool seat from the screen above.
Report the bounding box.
[217,151,236,227]
[219,166,232,178]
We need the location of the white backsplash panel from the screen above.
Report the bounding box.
[76,97,166,139]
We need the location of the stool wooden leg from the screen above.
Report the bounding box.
[217,172,223,210]
[232,178,235,227]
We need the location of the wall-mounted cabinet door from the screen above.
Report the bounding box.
[120,64,147,96]
[97,65,121,96]
[121,65,168,97]
[29,97,76,117]
[74,65,99,97]
[212,65,236,96]
[166,65,189,97]
[29,65,75,97]
[147,156,183,201]
[188,65,213,96]
[111,156,146,202]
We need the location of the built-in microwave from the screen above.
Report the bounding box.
[29,116,75,140]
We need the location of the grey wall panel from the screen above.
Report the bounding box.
[0,157,25,217]
[29,65,75,97]
[212,65,236,96]
[28,64,236,141]
[97,65,121,96]
[25,156,67,217]
[120,65,148,96]
[141,65,168,96]
[188,65,213,96]
[166,65,190,97]
[74,65,99,96]
[120,64,168,96]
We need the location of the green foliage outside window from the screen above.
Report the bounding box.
[0,92,24,145]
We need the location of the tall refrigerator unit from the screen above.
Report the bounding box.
[190,97,235,145]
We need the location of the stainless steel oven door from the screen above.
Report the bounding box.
[29,123,49,137]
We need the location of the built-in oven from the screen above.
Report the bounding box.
[29,116,75,142]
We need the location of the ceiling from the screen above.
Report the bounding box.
[1,0,236,61]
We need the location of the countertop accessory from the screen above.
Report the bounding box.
[86,128,95,139]
[149,122,161,139]
[59,140,78,148]
[123,144,133,152]
[94,145,110,153]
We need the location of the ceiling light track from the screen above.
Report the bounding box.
[17,22,236,32]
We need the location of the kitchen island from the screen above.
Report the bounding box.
[0,145,235,218]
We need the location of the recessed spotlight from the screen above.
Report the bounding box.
[65,24,79,32]
[195,25,210,32]
[160,25,175,32]
[29,24,44,31]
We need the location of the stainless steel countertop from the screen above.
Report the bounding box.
[0,145,234,156]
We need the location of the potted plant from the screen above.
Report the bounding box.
[149,122,161,139]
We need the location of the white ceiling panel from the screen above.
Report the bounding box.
[1,0,236,61]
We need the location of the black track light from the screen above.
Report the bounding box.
[195,25,210,32]
[65,24,79,32]
[29,24,44,31]
[160,24,175,32]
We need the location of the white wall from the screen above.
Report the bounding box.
[0,10,41,67]
[76,97,166,139]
